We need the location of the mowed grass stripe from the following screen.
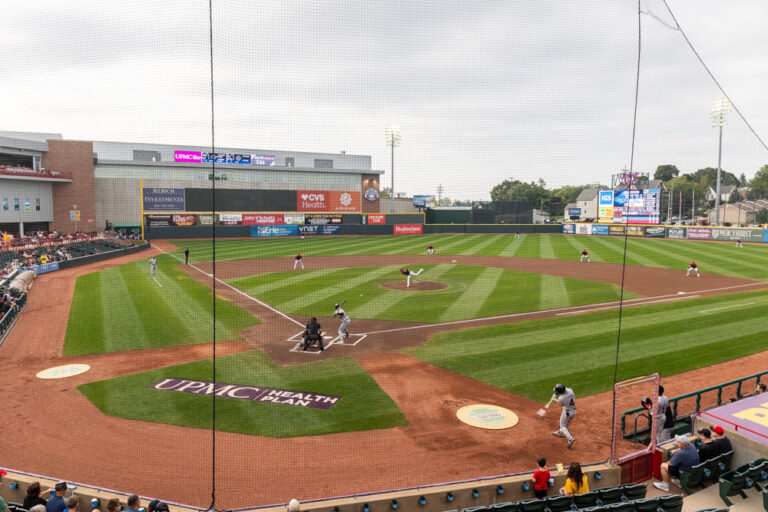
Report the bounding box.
[439,266,504,322]
[590,235,656,268]
[281,266,396,311]
[498,234,525,257]
[361,264,456,317]
[552,232,596,261]
[231,267,342,296]
[463,234,507,255]
[538,233,558,259]
[539,274,570,311]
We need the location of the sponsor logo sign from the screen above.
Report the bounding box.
[599,191,614,206]
[591,225,609,235]
[764,229,768,243]
[576,224,591,235]
[174,150,202,163]
[297,190,360,212]
[666,226,687,239]
[198,214,214,225]
[364,188,379,201]
[394,224,423,235]
[297,225,340,235]
[172,214,197,226]
[686,227,712,240]
[456,404,518,430]
[599,206,613,218]
[143,188,185,212]
[305,213,342,225]
[249,154,276,166]
[367,214,386,224]
[710,228,762,242]
[567,208,582,216]
[626,226,645,236]
[252,225,299,237]
[31,261,60,275]
[219,213,243,225]
[562,224,575,234]
[146,214,173,227]
[283,213,305,225]
[196,153,275,165]
[609,225,625,234]
[149,378,339,410]
[242,213,284,226]
[413,195,433,208]
[645,226,665,237]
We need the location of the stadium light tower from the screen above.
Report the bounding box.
[385,125,401,213]
[710,98,731,226]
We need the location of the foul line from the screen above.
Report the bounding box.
[152,277,163,288]
[151,244,304,327]
[700,302,755,314]
[555,295,699,316]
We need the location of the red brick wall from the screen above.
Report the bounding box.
[41,140,96,233]
[361,174,380,213]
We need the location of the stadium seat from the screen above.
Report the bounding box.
[657,494,683,512]
[747,458,768,491]
[764,487,768,511]
[517,499,546,512]
[606,502,634,512]
[692,508,729,512]
[578,506,608,512]
[631,497,659,512]
[680,460,710,494]
[490,502,520,512]
[571,492,598,508]
[619,482,647,501]
[463,507,491,512]
[543,494,571,512]
[713,451,735,479]
[596,487,623,504]
[719,464,751,506]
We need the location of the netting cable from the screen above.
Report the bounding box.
[208,0,218,509]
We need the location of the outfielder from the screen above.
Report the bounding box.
[552,383,576,448]
[149,256,157,276]
[736,239,743,248]
[294,253,304,270]
[686,261,700,277]
[333,303,350,342]
[400,267,424,287]
[514,231,521,239]
[580,249,590,262]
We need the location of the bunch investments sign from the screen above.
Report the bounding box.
[143,188,185,211]
[149,378,340,410]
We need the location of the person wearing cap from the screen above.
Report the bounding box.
[696,428,719,463]
[712,425,732,455]
[653,435,699,491]
[46,483,69,512]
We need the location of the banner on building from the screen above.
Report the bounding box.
[143,188,185,212]
[297,191,361,212]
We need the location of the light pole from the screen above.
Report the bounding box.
[710,98,731,226]
[385,125,401,213]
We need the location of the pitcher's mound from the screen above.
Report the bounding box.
[380,281,447,291]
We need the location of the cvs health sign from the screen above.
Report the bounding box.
[297,190,360,212]
[394,224,423,235]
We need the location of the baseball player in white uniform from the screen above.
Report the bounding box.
[400,268,424,288]
[333,303,350,342]
[149,256,157,277]
[580,250,590,263]
[294,254,304,270]
[552,384,576,448]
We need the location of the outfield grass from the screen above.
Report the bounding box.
[228,264,632,323]
[170,233,768,281]
[404,288,768,402]
[64,254,258,356]
[78,350,407,437]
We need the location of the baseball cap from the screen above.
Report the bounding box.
[712,425,725,435]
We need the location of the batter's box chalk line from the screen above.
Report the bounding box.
[286,331,367,352]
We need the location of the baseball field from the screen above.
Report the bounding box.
[6,232,768,508]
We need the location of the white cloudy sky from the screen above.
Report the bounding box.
[1,0,766,200]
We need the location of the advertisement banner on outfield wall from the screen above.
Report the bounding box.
[242,214,284,226]
[305,214,342,225]
[645,226,665,237]
[297,225,341,236]
[394,224,423,235]
[562,224,575,234]
[146,214,173,226]
[143,188,185,212]
[367,214,386,224]
[31,261,60,274]
[710,228,762,242]
[172,214,197,226]
[575,224,590,234]
[666,227,687,239]
[764,230,768,243]
[609,225,625,235]
[198,214,214,225]
[283,214,305,225]
[591,225,609,235]
[219,213,243,225]
[598,206,613,219]
[626,226,644,236]
[686,227,711,240]
[252,225,299,237]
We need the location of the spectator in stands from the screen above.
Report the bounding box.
[287,499,300,512]
[696,428,719,463]
[125,495,141,512]
[46,482,68,512]
[654,435,699,491]
[106,499,121,512]
[560,462,589,496]
[1,496,9,512]
[532,456,551,499]
[30,505,47,512]
[712,425,732,455]
[23,481,49,509]
[65,496,79,512]
[749,383,767,396]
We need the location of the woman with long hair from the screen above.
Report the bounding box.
[560,462,589,496]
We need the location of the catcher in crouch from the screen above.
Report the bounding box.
[302,317,324,351]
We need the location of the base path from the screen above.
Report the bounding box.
[1,243,767,509]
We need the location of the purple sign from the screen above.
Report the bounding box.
[143,188,185,212]
[687,227,712,240]
[174,150,202,163]
[702,393,768,446]
[148,378,340,410]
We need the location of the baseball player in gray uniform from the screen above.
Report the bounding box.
[149,256,157,277]
[333,303,350,343]
[552,383,576,448]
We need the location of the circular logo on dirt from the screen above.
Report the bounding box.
[36,364,91,380]
[364,188,379,201]
[339,193,352,206]
[456,404,518,430]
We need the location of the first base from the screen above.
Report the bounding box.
[456,404,518,430]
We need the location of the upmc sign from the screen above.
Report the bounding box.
[394,224,423,235]
[296,190,361,212]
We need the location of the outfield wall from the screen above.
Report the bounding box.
[562,223,768,243]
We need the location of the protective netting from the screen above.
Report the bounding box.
[1,1,767,510]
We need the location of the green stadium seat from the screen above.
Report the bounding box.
[692,508,729,512]
[579,506,608,512]
[764,487,768,511]
[517,499,546,512]
[463,507,491,512]
[715,451,735,478]
[632,497,659,512]
[571,492,598,508]
[747,458,768,491]
[680,460,710,494]
[596,487,623,504]
[719,464,751,506]
[543,494,571,512]
[606,502,634,512]
[490,503,520,512]
[657,494,683,512]
[619,482,647,501]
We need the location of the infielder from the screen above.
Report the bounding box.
[294,253,304,270]
[333,303,350,342]
[552,383,576,448]
[686,261,700,277]
[736,239,743,248]
[427,244,436,255]
[149,256,157,276]
[580,249,590,262]
[400,267,424,287]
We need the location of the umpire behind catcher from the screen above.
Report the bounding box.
[302,317,324,351]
